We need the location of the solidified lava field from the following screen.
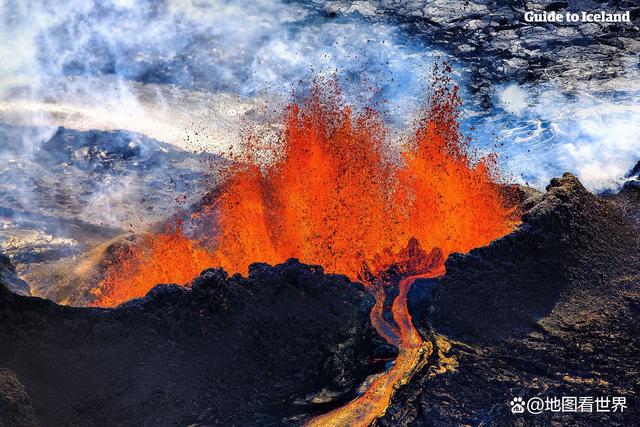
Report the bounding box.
[1,1,639,426]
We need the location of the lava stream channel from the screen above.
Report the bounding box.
[307,264,446,427]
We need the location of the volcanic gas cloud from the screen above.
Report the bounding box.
[92,75,518,307]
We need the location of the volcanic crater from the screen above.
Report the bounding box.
[1,79,639,426]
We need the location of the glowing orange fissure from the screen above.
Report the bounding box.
[92,77,518,308]
[307,264,446,427]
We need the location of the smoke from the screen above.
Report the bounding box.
[81,174,140,228]
[1,0,639,245]
[497,84,528,116]
[465,81,640,192]
[0,0,435,111]
[0,0,438,243]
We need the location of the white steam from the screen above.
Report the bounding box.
[497,84,528,115]
[491,82,640,191]
[1,0,639,207]
[0,0,435,148]
[0,0,437,235]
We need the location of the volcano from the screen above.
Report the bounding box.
[2,0,640,424]
[1,68,639,426]
[1,171,639,426]
[84,77,518,309]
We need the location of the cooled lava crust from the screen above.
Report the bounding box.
[385,173,640,426]
[0,260,388,426]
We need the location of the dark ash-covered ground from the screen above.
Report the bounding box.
[1,173,639,426]
[382,173,640,426]
[0,260,388,426]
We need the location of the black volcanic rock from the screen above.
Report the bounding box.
[320,1,640,93]
[427,172,640,342]
[382,173,640,425]
[0,254,30,296]
[0,368,38,427]
[0,259,386,425]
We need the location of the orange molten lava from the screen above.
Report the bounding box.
[91,226,216,307]
[211,80,516,280]
[93,76,518,307]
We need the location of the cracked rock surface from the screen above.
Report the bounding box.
[0,255,30,297]
[318,0,640,94]
[0,368,38,427]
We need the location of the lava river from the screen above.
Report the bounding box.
[308,242,447,426]
[92,76,519,424]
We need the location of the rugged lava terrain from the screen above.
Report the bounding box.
[0,260,387,426]
[1,173,639,426]
[385,173,640,425]
[322,0,640,94]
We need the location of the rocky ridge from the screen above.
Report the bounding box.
[382,173,640,425]
[0,259,387,426]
